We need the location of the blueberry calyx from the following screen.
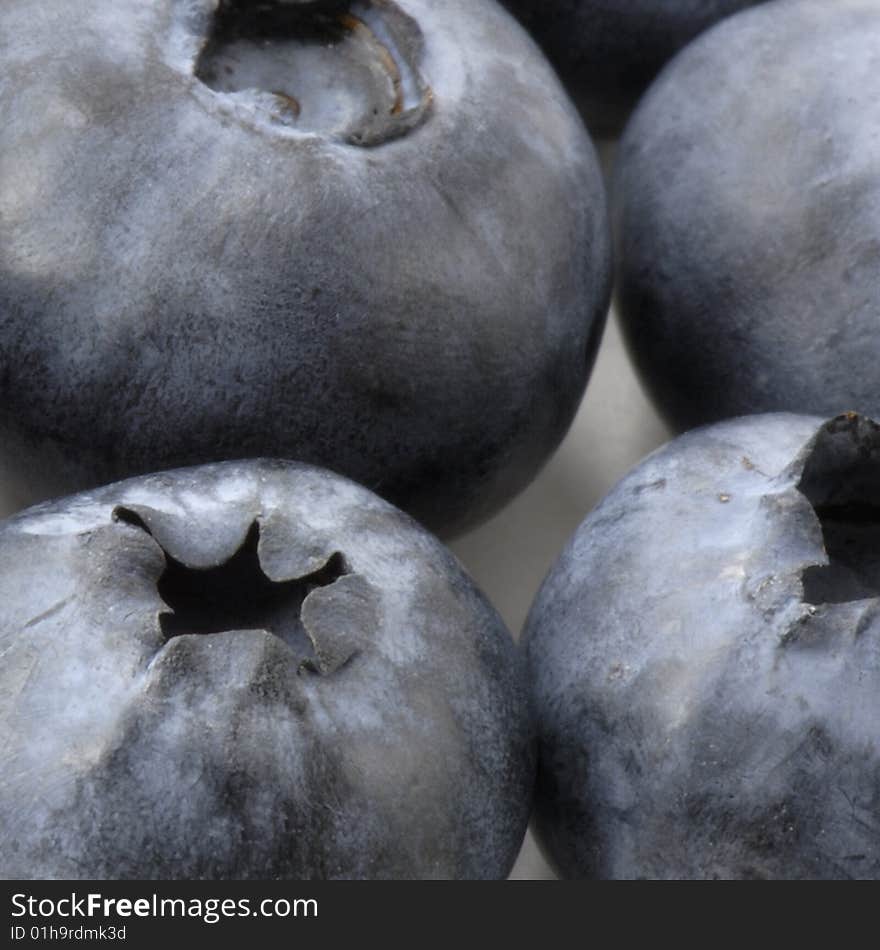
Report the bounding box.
[112,505,375,675]
[190,0,434,146]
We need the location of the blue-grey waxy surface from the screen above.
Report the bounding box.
[0,460,533,879]
[501,0,764,133]
[525,412,880,879]
[0,0,611,536]
[615,0,880,433]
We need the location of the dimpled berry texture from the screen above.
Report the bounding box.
[615,0,880,434]
[525,412,880,879]
[0,460,533,879]
[502,0,765,134]
[0,0,611,537]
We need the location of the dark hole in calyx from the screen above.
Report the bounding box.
[798,415,880,605]
[200,1,353,49]
[117,510,348,652]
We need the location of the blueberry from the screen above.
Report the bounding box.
[0,459,533,879]
[525,412,880,879]
[502,0,766,134]
[0,0,611,536]
[615,0,880,432]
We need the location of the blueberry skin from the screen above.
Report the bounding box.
[0,459,534,879]
[501,0,765,134]
[0,0,611,537]
[525,412,880,879]
[615,0,880,434]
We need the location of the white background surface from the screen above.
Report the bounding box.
[452,300,671,879]
[0,144,671,881]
